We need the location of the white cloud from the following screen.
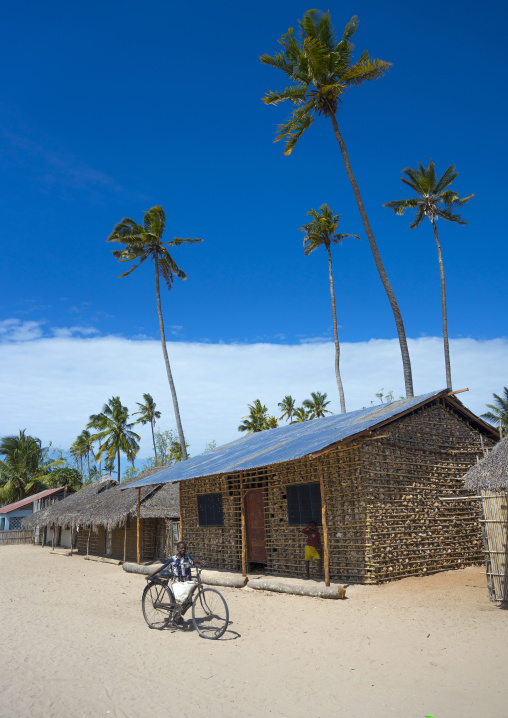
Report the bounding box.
[51,326,100,339]
[0,335,506,460]
[0,319,44,342]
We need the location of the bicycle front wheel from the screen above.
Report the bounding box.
[192,588,229,639]
[142,582,172,630]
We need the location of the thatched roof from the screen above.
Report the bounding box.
[462,435,508,492]
[22,477,118,529]
[80,466,179,530]
[22,467,179,531]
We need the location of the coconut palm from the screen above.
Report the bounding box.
[303,392,333,419]
[291,407,309,424]
[134,393,161,463]
[107,206,202,461]
[93,397,141,483]
[86,412,107,473]
[481,388,508,438]
[278,395,296,423]
[70,430,95,480]
[261,9,414,398]
[238,400,278,433]
[301,204,359,412]
[384,160,473,390]
[0,431,61,503]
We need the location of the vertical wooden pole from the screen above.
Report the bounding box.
[178,483,183,542]
[52,525,55,552]
[317,457,330,587]
[123,522,127,563]
[240,472,247,578]
[137,487,141,564]
[70,527,73,556]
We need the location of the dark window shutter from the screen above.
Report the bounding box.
[197,493,224,526]
[286,483,322,525]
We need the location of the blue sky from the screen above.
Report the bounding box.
[1,0,506,460]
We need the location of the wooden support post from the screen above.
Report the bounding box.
[178,483,183,542]
[317,457,330,587]
[86,526,91,556]
[137,487,141,564]
[123,522,127,563]
[70,527,73,556]
[240,472,247,578]
[52,525,55,552]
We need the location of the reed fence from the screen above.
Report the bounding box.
[0,529,33,545]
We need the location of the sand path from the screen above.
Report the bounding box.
[1,545,506,718]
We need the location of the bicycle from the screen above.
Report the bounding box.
[141,563,229,639]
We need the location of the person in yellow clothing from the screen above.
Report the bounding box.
[301,521,323,579]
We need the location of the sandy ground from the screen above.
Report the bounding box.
[1,545,507,718]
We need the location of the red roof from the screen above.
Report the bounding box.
[0,487,65,514]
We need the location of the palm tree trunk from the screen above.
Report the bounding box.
[329,113,414,398]
[154,258,189,460]
[151,420,158,465]
[431,220,452,390]
[327,246,346,413]
[117,447,120,483]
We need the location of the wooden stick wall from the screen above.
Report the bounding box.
[180,400,494,583]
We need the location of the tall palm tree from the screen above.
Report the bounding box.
[134,393,161,463]
[69,434,86,478]
[384,160,473,390]
[70,430,96,480]
[261,10,414,398]
[86,412,106,474]
[0,431,61,503]
[481,388,508,438]
[93,397,141,483]
[107,206,202,460]
[278,395,296,423]
[301,204,359,412]
[302,391,333,419]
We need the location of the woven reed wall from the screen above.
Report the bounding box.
[364,401,493,582]
[77,527,100,555]
[480,490,508,602]
[179,400,494,583]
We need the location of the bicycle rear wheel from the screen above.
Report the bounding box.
[142,582,172,630]
[192,587,229,639]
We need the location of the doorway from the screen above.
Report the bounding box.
[245,488,267,563]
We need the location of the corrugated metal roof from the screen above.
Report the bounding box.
[0,486,65,514]
[123,390,448,491]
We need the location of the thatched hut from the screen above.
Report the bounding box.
[76,467,180,563]
[463,435,508,602]
[124,389,498,585]
[22,477,118,548]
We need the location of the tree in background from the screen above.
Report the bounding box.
[0,431,63,503]
[134,393,161,464]
[481,388,508,438]
[70,430,95,482]
[238,400,278,433]
[46,467,82,491]
[291,407,308,424]
[302,392,333,419]
[107,206,202,461]
[300,204,360,412]
[204,440,217,452]
[278,395,296,423]
[384,160,473,390]
[261,9,414,398]
[93,397,140,483]
[144,429,189,467]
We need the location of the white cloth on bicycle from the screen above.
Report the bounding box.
[172,580,197,604]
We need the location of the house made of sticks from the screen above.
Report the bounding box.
[124,390,498,584]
